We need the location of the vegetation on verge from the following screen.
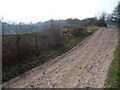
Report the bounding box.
[105,45,120,88]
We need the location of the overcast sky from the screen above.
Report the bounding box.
[0,0,119,23]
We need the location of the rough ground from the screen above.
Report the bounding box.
[3,28,118,88]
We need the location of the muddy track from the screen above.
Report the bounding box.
[3,28,118,88]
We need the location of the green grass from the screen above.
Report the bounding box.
[87,26,102,34]
[2,26,103,82]
[105,46,120,88]
[107,25,118,28]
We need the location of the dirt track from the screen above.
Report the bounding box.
[3,28,118,88]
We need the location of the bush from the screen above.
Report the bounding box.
[71,26,86,36]
[96,19,107,27]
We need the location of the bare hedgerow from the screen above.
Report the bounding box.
[2,20,63,67]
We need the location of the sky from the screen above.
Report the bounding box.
[0,0,119,23]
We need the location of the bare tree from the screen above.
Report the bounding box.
[96,12,107,27]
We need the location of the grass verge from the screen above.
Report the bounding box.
[107,25,118,28]
[105,45,120,88]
